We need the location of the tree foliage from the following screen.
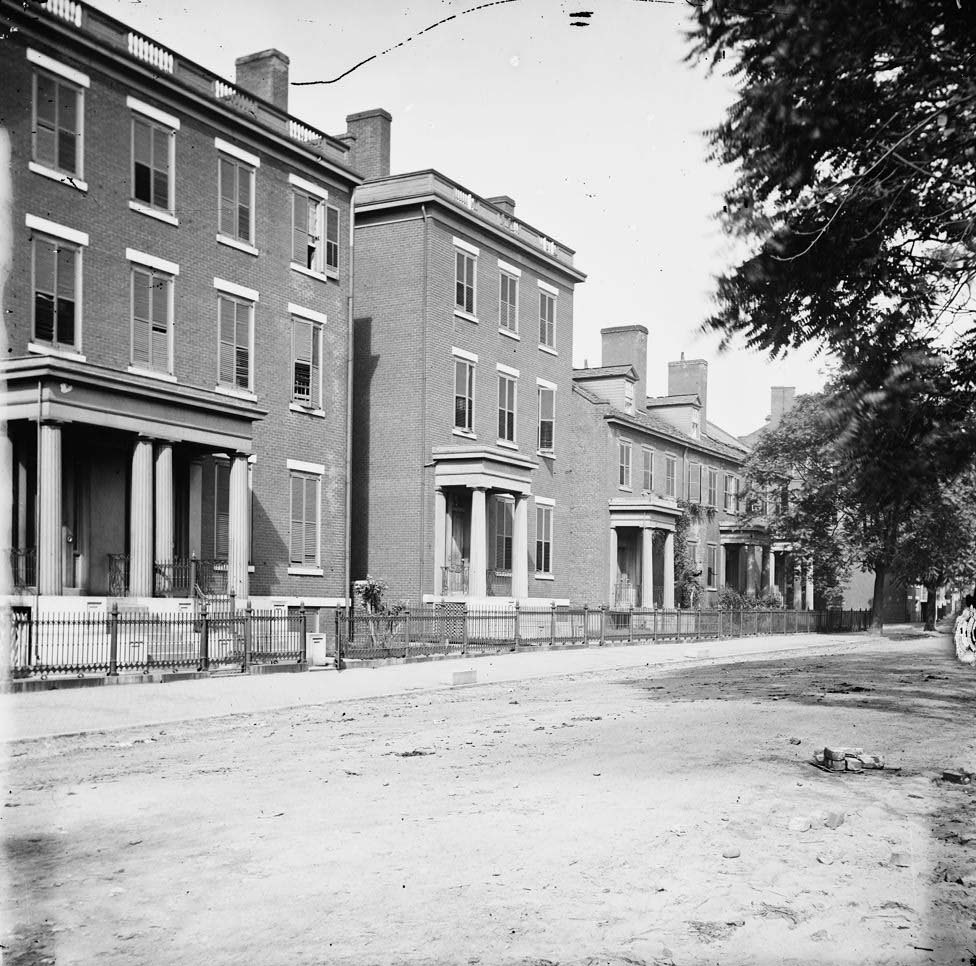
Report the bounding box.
[689,0,976,415]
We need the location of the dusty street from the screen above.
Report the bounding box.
[3,632,975,966]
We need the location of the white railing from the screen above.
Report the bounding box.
[541,236,556,255]
[127,32,174,74]
[453,188,476,210]
[213,79,256,114]
[289,119,320,143]
[43,0,82,26]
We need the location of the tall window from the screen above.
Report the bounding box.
[624,381,635,413]
[539,290,555,348]
[499,271,518,333]
[33,70,82,177]
[455,250,476,314]
[132,116,173,212]
[537,385,555,454]
[687,461,702,503]
[214,462,229,558]
[292,190,323,272]
[535,503,553,575]
[326,206,339,271]
[289,472,320,567]
[724,474,738,512]
[32,234,79,349]
[707,468,718,508]
[618,439,632,489]
[497,373,516,444]
[131,266,172,373]
[455,358,475,433]
[493,497,514,572]
[292,317,323,409]
[665,455,677,498]
[219,155,254,244]
[217,294,252,391]
[642,448,654,492]
[707,544,718,589]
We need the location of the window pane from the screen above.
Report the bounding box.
[152,168,169,209]
[57,128,77,175]
[540,388,554,420]
[34,240,55,295]
[56,247,75,300]
[134,119,152,164]
[35,126,56,167]
[290,475,304,562]
[134,163,152,203]
[152,127,169,171]
[220,158,235,200]
[34,294,55,342]
[237,201,250,242]
[35,73,56,124]
[132,270,150,321]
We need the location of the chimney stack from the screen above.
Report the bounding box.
[487,196,516,216]
[343,109,392,181]
[235,49,290,112]
[668,357,708,426]
[601,325,648,411]
[769,386,796,427]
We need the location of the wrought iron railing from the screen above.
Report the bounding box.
[108,553,129,596]
[10,549,37,590]
[613,581,640,608]
[487,570,512,597]
[441,563,469,596]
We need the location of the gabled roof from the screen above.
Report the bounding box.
[704,421,751,454]
[573,365,638,381]
[605,406,748,464]
[645,393,701,409]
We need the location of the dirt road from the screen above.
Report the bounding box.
[3,632,975,965]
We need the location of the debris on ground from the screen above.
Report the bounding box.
[941,769,973,785]
[813,746,887,774]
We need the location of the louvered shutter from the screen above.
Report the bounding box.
[293,318,311,403]
[133,119,152,204]
[326,206,339,269]
[235,301,250,389]
[215,463,230,558]
[56,246,76,345]
[292,192,306,265]
[304,477,318,564]
[152,125,169,209]
[310,323,321,408]
[290,474,304,563]
[56,82,78,175]
[219,297,234,384]
[219,158,235,236]
[132,269,151,365]
[150,274,169,371]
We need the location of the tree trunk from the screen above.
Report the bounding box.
[871,566,886,632]
[924,581,938,631]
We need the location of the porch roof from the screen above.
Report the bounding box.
[719,521,771,546]
[608,497,681,531]
[432,445,538,495]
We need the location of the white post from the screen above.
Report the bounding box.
[608,525,618,605]
[228,454,250,598]
[663,530,675,608]
[641,526,654,608]
[745,544,758,596]
[37,423,63,595]
[433,487,446,596]
[129,437,154,598]
[805,563,814,611]
[154,443,174,587]
[469,487,487,597]
[512,494,528,599]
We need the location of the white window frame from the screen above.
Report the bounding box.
[27,216,87,355]
[624,380,635,412]
[455,244,477,319]
[291,186,325,274]
[707,467,718,508]
[492,495,515,574]
[499,268,519,335]
[287,464,323,574]
[128,97,178,221]
[642,447,654,493]
[127,250,178,378]
[215,289,255,394]
[497,368,517,446]
[665,455,677,499]
[28,50,88,189]
[290,303,327,412]
[454,353,476,436]
[687,461,702,504]
[618,438,632,490]
[538,286,556,350]
[536,379,556,456]
[217,141,258,248]
[724,474,737,512]
[707,543,718,590]
[535,498,554,578]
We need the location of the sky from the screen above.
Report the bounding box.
[88,0,829,436]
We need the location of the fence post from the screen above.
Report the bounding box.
[695,607,701,641]
[600,604,607,646]
[404,608,412,655]
[243,599,252,672]
[652,605,658,642]
[717,606,722,641]
[461,602,469,655]
[334,609,341,668]
[514,601,521,651]
[200,599,210,671]
[189,554,198,594]
[299,601,308,665]
[550,601,556,648]
[582,604,588,646]
[628,604,634,644]
[108,602,119,677]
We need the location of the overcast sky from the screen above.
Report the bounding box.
[88,0,829,436]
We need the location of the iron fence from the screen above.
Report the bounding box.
[337,604,869,661]
[8,602,306,678]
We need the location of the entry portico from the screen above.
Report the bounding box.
[608,497,680,608]
[430,446,537,601]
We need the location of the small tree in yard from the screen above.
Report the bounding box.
[893,469,976,630]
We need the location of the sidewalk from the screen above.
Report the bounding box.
[1,631,890,742]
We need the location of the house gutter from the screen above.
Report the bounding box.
[343,187,358,653]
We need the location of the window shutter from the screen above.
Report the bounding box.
[235,301,250,388]
[310,324,321,408]
[132,270,150,365]
[290,474,304,563]
[326,206,339,269]
[215,463,230,558]
[150,275,169,371]
[303,476,318,564]
[292,193,306,264]
[218,297,234,384]
[219,158,235,236]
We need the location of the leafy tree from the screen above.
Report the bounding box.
[674,502,706,608]
[893,469,976,629]
[688,0,976,406]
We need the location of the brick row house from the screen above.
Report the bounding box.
[1,0,813,618]
[0,0,358,621]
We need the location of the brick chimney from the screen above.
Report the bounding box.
[601,325,648,411]
[668,356,708,426]
[487,196,516,216]
[343,109,392,181]
[769,386,796,428]
[235,49,289,112]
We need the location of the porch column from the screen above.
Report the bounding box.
[745,544,758,596]
[433,487,446,596]
[608,525,618,604]
[641,526,654,608]
[16,442,28,551]
[154,443,174,589]
[0,431,13,592]
[765,548,775,592]
[805,563,814,611]
[469,487,487,598]
[129,437,154,598]
[188,460,203,559]
[37,422,63,595]
[512,494,529,599]
[792,557,802,610]
[719,543,727,590]
[228,453,249,598]
[662,530,675,608]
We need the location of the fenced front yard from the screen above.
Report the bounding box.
[337,605,873,661]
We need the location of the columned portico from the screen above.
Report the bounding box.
[720,524,771,600]
[662,531,675,608]
[608,497,680,608]
[228,453,250,598]
[512,494,529,598]
[469,487,488,598]
[154,442,174,593]
[129,437,155,598]
[37,422,63,595]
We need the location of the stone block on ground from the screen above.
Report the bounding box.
[825,746,863,761]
